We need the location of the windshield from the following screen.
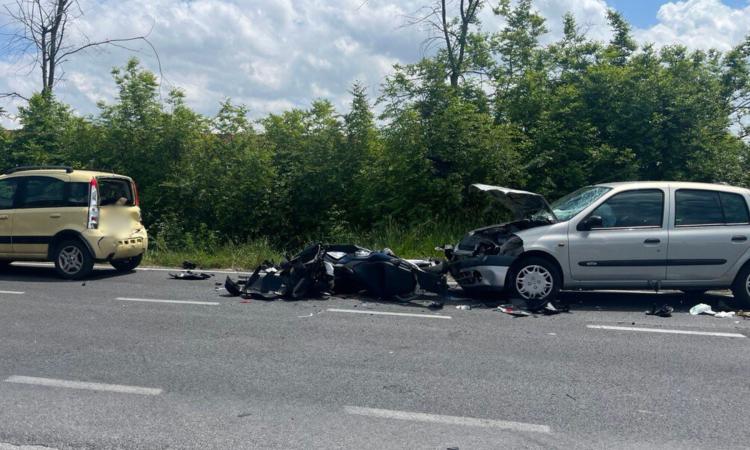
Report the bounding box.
[550,186,611,221]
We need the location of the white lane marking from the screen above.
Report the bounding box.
[327,308,451,320]
[4,376,162,395]
[12,262,251,276]
[0,443,58,450]
[344,406,550,434]
[116,297,220,306]
[0,290,24,295]
[587,324,746,338]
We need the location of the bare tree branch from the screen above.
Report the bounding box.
[1,0,161,98]
[0,92,31,101]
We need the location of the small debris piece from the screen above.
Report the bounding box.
[426,301,444,310]
[224,276,242,296]
[169,270,213,280]
[182,260,197,270]
[689,303,716,316]
[737,310,750,319]
[497,305,531,317]
[714,311,736,318]
[646,304,674,318]
[456,305,472,310]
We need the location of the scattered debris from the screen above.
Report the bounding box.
[497,304,532,317]
[689,303,716,316]
[456,305,472,310]
[182,260,197,270]
[714,311,736,318]
[169,270,214,280]
[646,304,674,318]
[738,310,750,319]
[221,244,447,309]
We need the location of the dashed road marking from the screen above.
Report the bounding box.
[0,290,25,295]
[116,297,220,306]
[11,262,251,276]
[344,406,551,433]
[327,308,451,320]
[587,324,746,338]
[4,376,162,395]
[0,443,58,450]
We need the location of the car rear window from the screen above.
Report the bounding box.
[67,182,90,207]
[675,189,750,226]
[99,178,134,206]
[720,192,750,224]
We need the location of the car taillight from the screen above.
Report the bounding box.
[132,181,139,207]
[88,177,99,229]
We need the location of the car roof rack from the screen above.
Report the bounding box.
[4,165,74,174]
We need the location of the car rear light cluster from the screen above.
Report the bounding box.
[87,177,99,229]
[131,181,139,207]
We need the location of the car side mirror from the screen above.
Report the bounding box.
[578,215,603,231]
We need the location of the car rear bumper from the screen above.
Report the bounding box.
[85,228,148,261]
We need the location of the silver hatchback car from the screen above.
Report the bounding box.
[446,181,750,305]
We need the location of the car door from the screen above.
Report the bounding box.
[666,189,750,281]
[568,188,668,283]
[12,175,70,256]
[0,178,18,256]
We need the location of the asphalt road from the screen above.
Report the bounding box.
[1,263,749,449]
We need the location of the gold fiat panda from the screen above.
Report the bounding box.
[0,166,148,279]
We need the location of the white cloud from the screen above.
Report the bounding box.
[636,0,750,51]
[0,0,748,128]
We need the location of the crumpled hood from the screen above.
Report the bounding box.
[472,183,555,221]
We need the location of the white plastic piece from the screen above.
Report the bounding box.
[689,303,716,316]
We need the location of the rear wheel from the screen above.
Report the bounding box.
[53,239,94,280]
[508,256,562,304]
[731,265,750,306]
[111,254,143,272]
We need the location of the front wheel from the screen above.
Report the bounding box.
[508,256,562,305]
[731,265,750,306]
[54,240,94,280]
[111,254,143,272]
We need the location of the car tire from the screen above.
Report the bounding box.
[731,265,750,306]
[53,239,94,280]
[508,256,562,305]
[111,254,143,272]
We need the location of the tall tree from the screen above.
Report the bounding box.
[605,10,637,66]
[409,0,485,88]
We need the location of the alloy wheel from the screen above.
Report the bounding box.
[58,245,84,275]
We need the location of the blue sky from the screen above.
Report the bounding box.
[2,0,750,127]
[610,0,748,26]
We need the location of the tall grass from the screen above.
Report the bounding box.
[144,219,483,269]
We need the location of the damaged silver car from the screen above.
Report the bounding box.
[445,182,750,306]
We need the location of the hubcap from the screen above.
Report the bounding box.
[515,265,553,300]
[58,245,83,274]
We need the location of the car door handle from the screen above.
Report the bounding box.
[732,235,747,242]
[644,238,661,244]
[49,213,61,219]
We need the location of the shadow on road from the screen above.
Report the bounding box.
[560,290,741,312]
[0,263,134,283]
[442,287,744,312]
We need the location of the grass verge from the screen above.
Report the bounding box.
[143,221,475,270]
